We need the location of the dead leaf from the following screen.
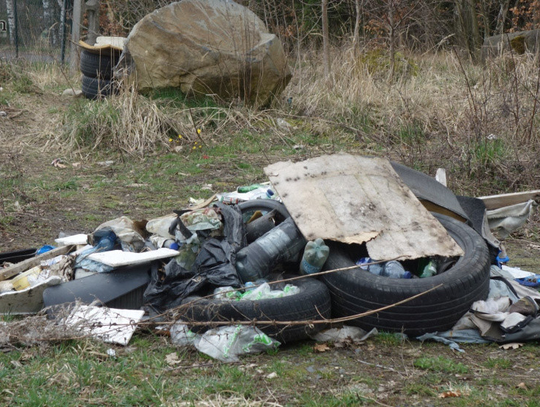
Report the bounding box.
[165,352,181,366]
[500,343,523,350]
[313,343,330,352]
[438,391,461,398]
[516,382,528,390]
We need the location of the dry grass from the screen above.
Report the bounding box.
[4,44,539,193]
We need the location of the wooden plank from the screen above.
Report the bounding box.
[0,245,74,282]
[70,0,83,71]
[478,190,540,210]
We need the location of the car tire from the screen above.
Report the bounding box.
[80,50,118,79]
[81,75,116,100]
[179,276,331,343]
[320,213,491,336]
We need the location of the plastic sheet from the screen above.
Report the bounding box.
[194,325,280,363]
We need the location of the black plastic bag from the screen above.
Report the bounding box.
[143,203,246,312]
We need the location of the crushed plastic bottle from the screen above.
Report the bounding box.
[300,238,330,275]
[358,258,412,279]
[235,217,306,283]
[384,260,413,279]
[217,186,278,204]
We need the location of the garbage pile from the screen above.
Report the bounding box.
[1,154,539,361]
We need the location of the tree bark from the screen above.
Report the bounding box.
[322,0,330,78]
[353,0,361,50]
[5,0,15,46]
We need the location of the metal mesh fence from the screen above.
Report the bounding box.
[0,0,72,63]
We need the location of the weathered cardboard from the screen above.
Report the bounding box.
[264,154,464,261]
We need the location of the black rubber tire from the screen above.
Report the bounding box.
[80,50,118,79]
[320,213,491,336]
[180,277,331,343]
[81,75,116,100]
[238,199,291,221]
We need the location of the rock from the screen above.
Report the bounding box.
[482,30,540,59]
[62,88,83,97]
[123,0,291,107]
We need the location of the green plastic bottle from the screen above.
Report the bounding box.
[300,238,330,275]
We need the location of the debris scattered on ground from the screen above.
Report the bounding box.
[2,155,540,361]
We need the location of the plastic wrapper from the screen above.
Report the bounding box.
[170,323,199,346]
[92,216,147,252]
[194,325,280,363]
[212,283,299,302]
[239,283,300,301]
[74,229,116,273]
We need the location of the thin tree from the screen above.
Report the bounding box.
[5,0,15,46]
[322,0,330,78]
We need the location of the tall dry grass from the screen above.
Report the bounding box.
[21,43,537,193]
[286,45,540,193]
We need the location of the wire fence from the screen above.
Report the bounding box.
[0,0,72,63]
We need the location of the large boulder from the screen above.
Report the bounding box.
[482,30,540,59]
[124,0,291,107]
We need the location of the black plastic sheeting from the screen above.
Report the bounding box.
[143,202,247,313]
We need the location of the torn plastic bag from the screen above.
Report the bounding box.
[194,325,280,363]
[92,216,147,252]
[143,203,246,312]
[74,229,117,273]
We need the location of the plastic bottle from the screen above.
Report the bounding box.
[235,217,307,283]
[300,238,330,275]
[237,184,265,193]
[419,260,437,278]
[163,239,180,250]
[362,259,412,279]
[356,257,384,275]
[383,261,413,279]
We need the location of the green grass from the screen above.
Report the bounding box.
[413,355,470,374]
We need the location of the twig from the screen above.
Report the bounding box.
[357,359,404,375]
[143,283,443,327]
[188,108,208,147]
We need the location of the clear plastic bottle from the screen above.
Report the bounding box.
[235,218,306,283]
[300,238,330,275]
[383,261,413,279]
[361,259,412,279]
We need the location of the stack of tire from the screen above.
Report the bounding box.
[80,49,119,100]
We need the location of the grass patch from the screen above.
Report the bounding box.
[414,356,469,374]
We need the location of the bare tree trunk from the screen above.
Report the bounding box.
[353,0,361,50]
[322,0,330,78]
[5,0,15,46]
[455,0,481,58]
[43,0,55,46]
[388,0,395,80]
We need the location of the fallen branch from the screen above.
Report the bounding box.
[145,283,443,327]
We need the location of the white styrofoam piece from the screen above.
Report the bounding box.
[501,264,536,279]
[87,248,180,267]
[0,276,62,314]
[55,234,88,246]
[65,305,144,346]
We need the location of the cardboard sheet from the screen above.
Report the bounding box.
[264,155,464,261]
